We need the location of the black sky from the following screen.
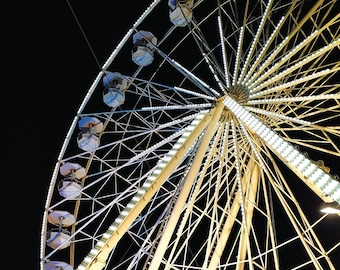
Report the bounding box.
[3,1,340,269]
[3,1,150,269]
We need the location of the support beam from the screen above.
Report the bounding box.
[148,99,225,269]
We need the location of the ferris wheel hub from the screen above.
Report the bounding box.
[227,84,249,103]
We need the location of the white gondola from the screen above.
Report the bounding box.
[78,117,104,133]
[60,162,86,179]
[46,228,71,250]
[132,31,157,66]
[77,133,100,152]
[45,261,74,270]
[168,0,194,27]
[58,178,82,198]
[103,72,127,108]
[77,117,103,151]
[47,210,76,227]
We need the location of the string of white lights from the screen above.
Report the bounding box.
[249,69,331,98]
[223,96,340,205]
[247,93,340,105]
[245,106,311,126]
[243,18,286,85]
[218,16,231,89]
[249,38,340,92]
[233,26,244,86]
[238,0,274,84]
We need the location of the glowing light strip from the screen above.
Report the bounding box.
[249,69,331,98]
[246,30,318,88]
[247,93,340,104]
[281,30,318,63]
[250,38,340,91]
[172,60,221,97]
[243,17,286,85]
[141,103,212,111]
[218,16,231,88]
[238,0,273,83]
[233,26,244,85]
[174,86,216,100]
[223,96,340,205]
[203,52,226,94]
[246,107,311,126]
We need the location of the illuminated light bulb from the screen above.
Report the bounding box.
[323,180,338,194]
[282,145,294,158]
[183,131,191,137]
[153,168,162,174]
[169,150,177,156]
[309,169,323,182]
[303,164,317,178]
[90,248,99,255]
[84,257,93,263]
[286,151,298,162]
[315,174,331,188]
[143,182,151,188]
[320,201,340,214]
[102,233,111,239]
[126,203,134,209]
[115,217,123,223]
[109,225,117,231]
[331,190,340,201]
[120,210,129,216]
[97,240,105,247]
[296,158,310,172]
[291,154,305,167]
[148,175,157,181]
[137,189,146,195]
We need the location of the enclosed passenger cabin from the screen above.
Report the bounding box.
[77,117,103,151]
[77,133,100,152]
[46,228,71,249]
[78,117,104,134]
[168,0,194,27]
[103,72,127,108]
[47,210,76,227]
[58,178,82,198]
[45,261,73,270]
[46,211,75,250]
[132,31,157,66]
[58,162,86,198]
[60,162,86,179]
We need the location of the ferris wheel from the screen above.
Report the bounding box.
[41,0,340,269]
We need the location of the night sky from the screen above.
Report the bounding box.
[4,1,150,268]
[3,1,340,269]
